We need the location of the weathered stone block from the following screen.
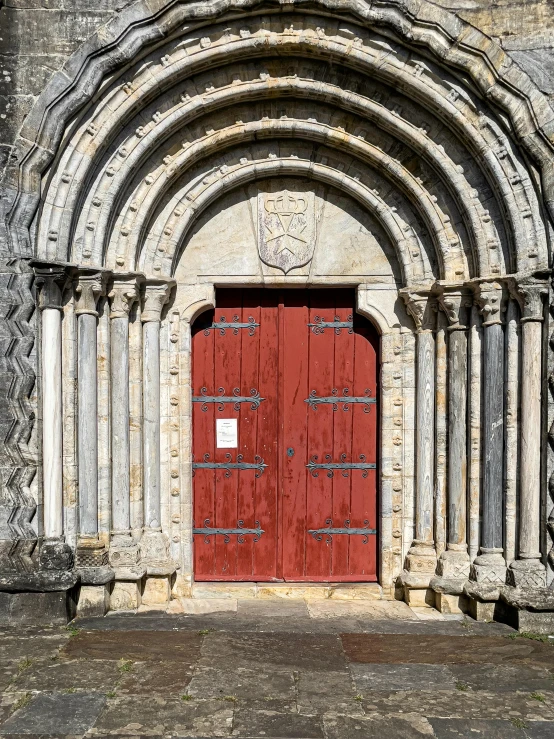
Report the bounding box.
[76,583,110,618]
[435,592,468,615]
[403,587,435,608]
[0,589,77,625]
[142,575,171,606]
[110,579,142,610]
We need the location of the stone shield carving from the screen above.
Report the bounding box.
[258,190,316,273]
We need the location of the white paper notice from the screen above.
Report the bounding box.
[216,418,238,448]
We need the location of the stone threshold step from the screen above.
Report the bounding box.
[191,582,384,600]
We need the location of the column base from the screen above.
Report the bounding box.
[431,547,471,610]
[140,528,176,577]
[469,548,506,585]
[463,581,501,622]
[397,540,437,608]
[76,584,111,618]
[142,574,175,607]
[498,586,554,634]
[110,570,145,611]
[39,537,75,571]
[506,558,547,589]
[109,531,142,569]
[434,591,468,615]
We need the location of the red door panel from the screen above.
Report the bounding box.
[192,288,378,582]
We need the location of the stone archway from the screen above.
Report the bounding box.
[1,0,553,623]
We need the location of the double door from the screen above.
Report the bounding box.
[192,289,378,581]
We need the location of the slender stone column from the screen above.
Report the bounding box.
[107,275,145,606]
[140,279,176,602]
[507,275,549,589]
[34,263,74,572]
[398,290,437,606]
[469,280,507,586]
[73,271,111,574]
[432,288,472,611]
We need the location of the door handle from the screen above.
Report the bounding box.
[287,447,295,457]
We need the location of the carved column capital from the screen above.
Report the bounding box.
[108,273,143,319]
[507,274,549,323]
[400,289,437,332]
[436,285,472,331]
[141,278,175,323]
[33,261,72,311]
[73,269,109,317]
[467,279,507,326]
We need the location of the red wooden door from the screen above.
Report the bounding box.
[192,289,378,582]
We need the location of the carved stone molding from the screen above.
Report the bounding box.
[436,285,472,331]
[108,273,143,319]
[73,269,109,317]
[141,279,175,323]
[400,289,437,332]
[467,279,507,326]
[507,273,549,323]
[33,262,72,311]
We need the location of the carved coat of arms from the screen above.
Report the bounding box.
[258,190,316,273]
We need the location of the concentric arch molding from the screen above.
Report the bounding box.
[2,0,554,262]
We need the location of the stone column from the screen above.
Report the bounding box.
[432,287,472,613]
[34,263,74,574]
[108,274,145,609]
[398,290,437,606]
[140,279,176,605]
[465,280,507,620]
[507,275,548,589]
[73,270,113,613]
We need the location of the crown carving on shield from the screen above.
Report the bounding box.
[265,192,308,215]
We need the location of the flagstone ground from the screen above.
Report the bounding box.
[0,600,553,738]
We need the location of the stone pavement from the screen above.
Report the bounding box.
[0,599,553,738]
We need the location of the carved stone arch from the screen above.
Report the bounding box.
[4,0,552,282]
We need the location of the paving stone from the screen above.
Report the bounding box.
[341,634,554,666]
[88,696,233,736]
[429,718,527,737]
[306,600,416,620]
[350,662,456,691]
[62,630,203,663]
[0,633,68,662]
[231,707,323,737]
[361,690,554,721]
[449,664,554,693]
[0,663,18,691]
[323,713,436,738]
[524,722,554,738]
[296,669,361,714]
[7,658,121,693]
[187,666,295,703]
[237,600,309,617]
[0,692,106,735]
[200,632,347,671]
[117,660,193,696]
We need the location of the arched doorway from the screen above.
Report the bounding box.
[192,288,379,582]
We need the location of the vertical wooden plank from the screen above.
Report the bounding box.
[253,289,279,580]
[349,310,379,579]
[331,290,355,578]
[213,290,241,578]
[305,290,335,578]
[282,291,310,580]
[192,309,216,578]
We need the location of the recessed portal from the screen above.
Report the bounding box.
[192,289,379,582]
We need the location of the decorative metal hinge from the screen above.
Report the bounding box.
[307,454,376,478]
[308,315,353,334]
[203,315,259,336]
[193,519,264,543]
[305,388,375,412]
[308,519,376,544]
[193,387,265,411]
[192,453,267,477]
